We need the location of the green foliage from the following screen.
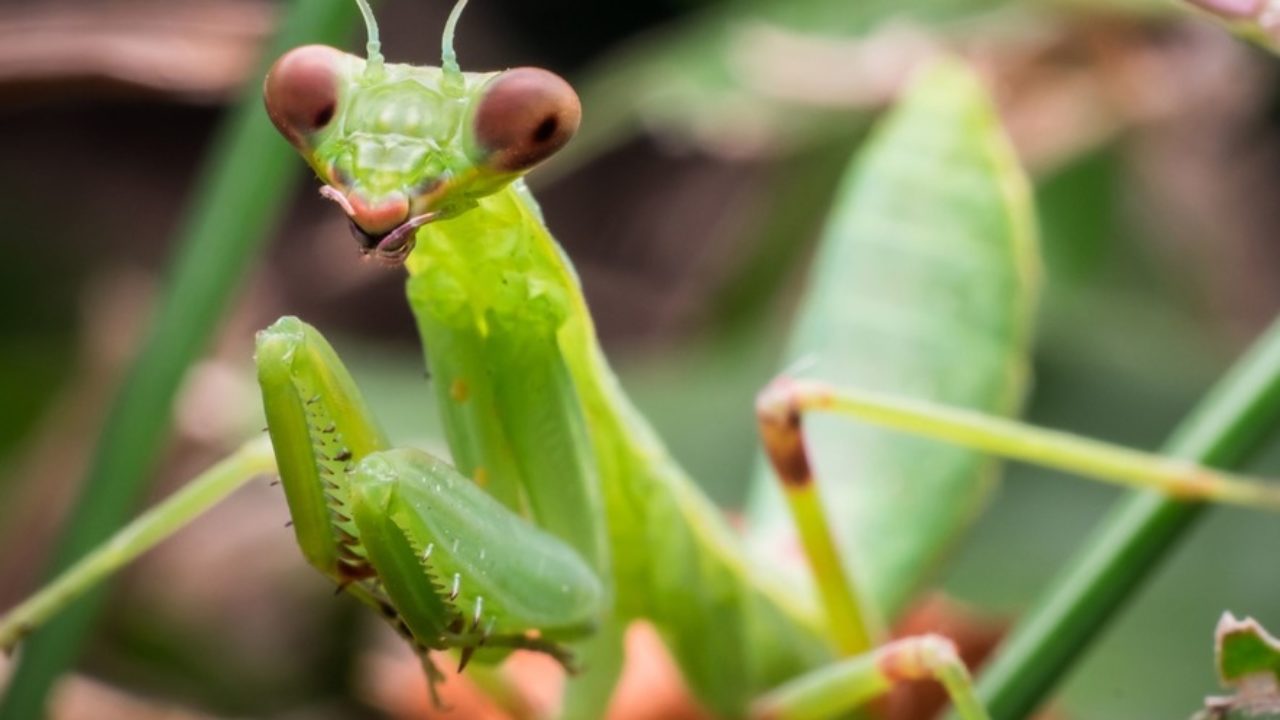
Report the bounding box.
[1193,613,1280,719]
[746,60,1038,620]
[1217,613,1280,686]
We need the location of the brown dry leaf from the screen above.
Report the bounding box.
[0,0,273,104]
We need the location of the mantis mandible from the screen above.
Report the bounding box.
[5,1,1280,718]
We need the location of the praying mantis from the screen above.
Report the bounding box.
[5,1,1280,718]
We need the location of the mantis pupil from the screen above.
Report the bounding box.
[313,103,336,129]
[532,116,558,143]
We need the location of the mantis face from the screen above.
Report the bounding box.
[263,45,580,262]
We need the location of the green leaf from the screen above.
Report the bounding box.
[745,59,1039,620]
[1195,613,1280,720]
[1217,612,1280,686]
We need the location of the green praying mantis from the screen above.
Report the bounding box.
[5,1,1280,718]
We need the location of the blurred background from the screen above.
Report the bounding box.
[2,0,1280,717]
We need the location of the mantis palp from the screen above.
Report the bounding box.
[5,1,1280,718]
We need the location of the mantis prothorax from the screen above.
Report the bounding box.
[5,1,1280,718]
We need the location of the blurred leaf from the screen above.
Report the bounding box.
[0,341,72,464]
[0,1,273,104]
[709,129,869,330]
[558,0,1022,177]
[1181,0,1280,54]
[745,60,1040,619]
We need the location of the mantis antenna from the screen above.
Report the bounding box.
[354,0,384,70]
[441,0,471,96]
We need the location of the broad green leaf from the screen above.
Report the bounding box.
[745,60,1039,620]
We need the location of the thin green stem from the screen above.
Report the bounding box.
[785,380,1280,511]
[0,438,275,650]
[0,1,359,716]
[968,316,1280,719]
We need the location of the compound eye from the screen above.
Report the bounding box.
[468,67,581,173]
[263,45,345,145]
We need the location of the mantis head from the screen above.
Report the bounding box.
[262,0,580,263]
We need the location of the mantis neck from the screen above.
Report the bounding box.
[406,181,579,337]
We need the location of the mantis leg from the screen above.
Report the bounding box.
[752,373,1280,719]
[750,634,988,720]
[757,376,1280,512]
[752,381,991,720]
[0,436,276,650]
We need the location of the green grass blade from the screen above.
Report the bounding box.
[972,316,1280,719]
[745,59,1039,620]
[0,2,360,716]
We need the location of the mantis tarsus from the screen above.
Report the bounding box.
[4,1,1280,718]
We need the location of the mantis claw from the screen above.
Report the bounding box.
[458,645,477,672]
